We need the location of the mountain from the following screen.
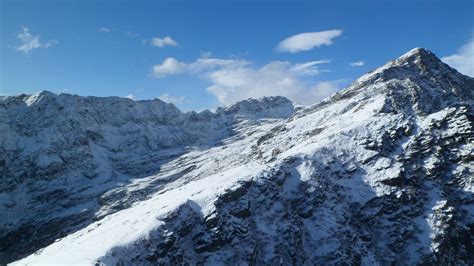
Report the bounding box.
[0,92,294,263]
[2,48,473,265]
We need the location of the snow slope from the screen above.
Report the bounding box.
[3,48,474,265]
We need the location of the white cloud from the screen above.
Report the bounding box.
[205,61,338,105]
[125,94,136,100]
[152,58,187,77]
[152,57,248,78]
[442,39,474,77]
[152,55,338,105]
[350,61,365,67]
[157,93,185,104]
[276,29,343,53]
[15,27,57,54]
[98,27,111,33]
[150,36,179,48]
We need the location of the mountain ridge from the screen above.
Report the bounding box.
[2,48,473,265]
[0,89,296,263]
[1,90,295,117]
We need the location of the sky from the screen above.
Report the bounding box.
[1,0,473,111]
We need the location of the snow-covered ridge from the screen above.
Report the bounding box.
[1,91,295,123]
[0,92,294,263]
[3,48,474,265]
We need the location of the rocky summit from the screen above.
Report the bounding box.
[1,48,473,265]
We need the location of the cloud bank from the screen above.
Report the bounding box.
[276,30,343,53]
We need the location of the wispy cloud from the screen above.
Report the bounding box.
[350,61,365,67]
[97,27,111,33]
[291,60,332,75]
[276,29,343,53]
[158,93,186,105]
[152,56,338,105]
[98,27,140,39]
[15,27,57,54]
[442,38,474,77]
[149,36,179,48]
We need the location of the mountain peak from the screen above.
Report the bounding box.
[330,47,473,116]
[395,47,445,68]
[383,47,443,70]
[398,47,435,60]
[352,47,461,87]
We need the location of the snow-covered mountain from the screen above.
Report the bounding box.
[0,92,294,263]
[2,48,473,265]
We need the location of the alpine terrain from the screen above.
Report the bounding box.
[1,48,473,265]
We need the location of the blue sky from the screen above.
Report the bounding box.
[1,0,473,110]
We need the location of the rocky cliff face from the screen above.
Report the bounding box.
[3,48,473,265]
